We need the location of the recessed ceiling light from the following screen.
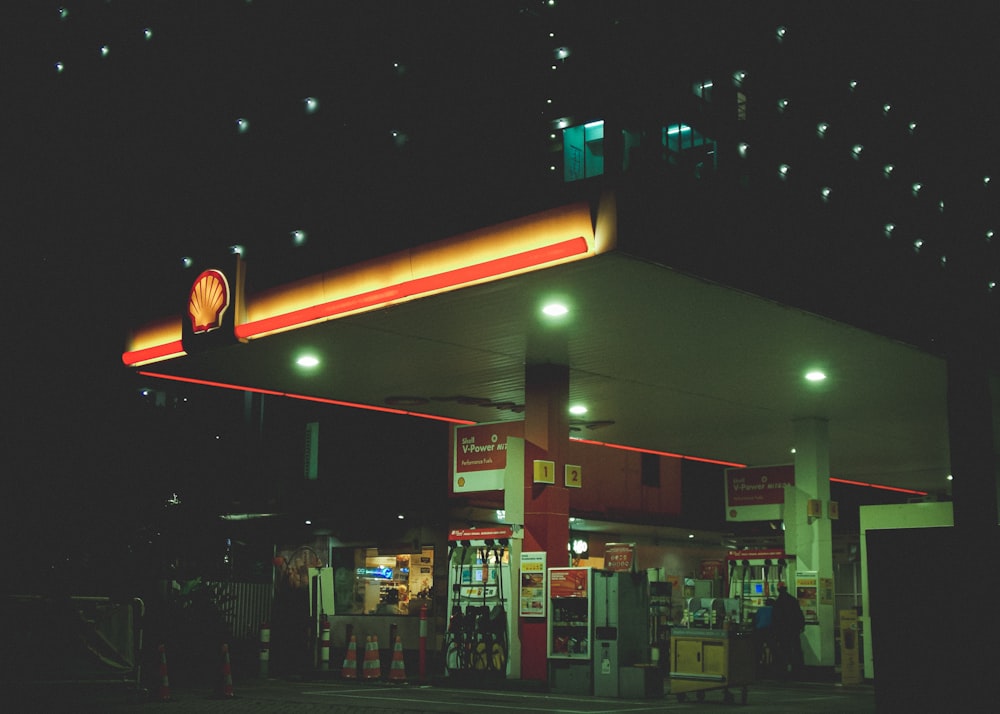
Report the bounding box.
[805,370,826,382]
[296,355,320,368]
[569,405,587,416]
[542,303,569,317]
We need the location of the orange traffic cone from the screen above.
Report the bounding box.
[220,643,234,698]
[341,634,359,679]
[388,635,407,683]
[364,635,382,680]
[158,644,171,702]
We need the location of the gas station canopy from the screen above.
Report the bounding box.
[124,198,952,496]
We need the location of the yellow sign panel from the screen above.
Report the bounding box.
[533,459,555,484]
[565,464,582,488]
[807,499,822,518]
[828,500,840,519]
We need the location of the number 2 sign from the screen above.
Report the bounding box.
[565,464,582,488]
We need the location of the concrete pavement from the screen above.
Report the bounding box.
[7,675,876,713]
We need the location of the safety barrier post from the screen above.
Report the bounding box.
[419,602,428,682]
[319,616,331,671]
[259,622,270,678]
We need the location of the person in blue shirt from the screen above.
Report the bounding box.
[752,598,776,676]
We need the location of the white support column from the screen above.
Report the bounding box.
[785,417,835,668]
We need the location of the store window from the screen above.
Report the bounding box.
[332,546,435,616]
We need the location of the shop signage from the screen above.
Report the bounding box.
[519,551,547,617]
[724,464,794,522]
[725,549,787,561]
[453,421,521,492]
[187,269,231,334]
[604,542,636,572]
[448,526,514,542]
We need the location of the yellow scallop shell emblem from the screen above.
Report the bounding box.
[188,269,230,333]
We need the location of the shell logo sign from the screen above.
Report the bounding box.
[187,269,230,334]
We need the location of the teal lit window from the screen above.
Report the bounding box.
[663,123,717,177]
[563,120,604,182]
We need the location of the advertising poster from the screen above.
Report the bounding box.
[839,609,862,685]
[519,551,547,617]
[549,567,589,598]
[724,464,794,521]
[796,571,819,624]
[453,421,522,493]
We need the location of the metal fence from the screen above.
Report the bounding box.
[208,581,273,641]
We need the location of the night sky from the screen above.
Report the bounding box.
[5,2,999,589]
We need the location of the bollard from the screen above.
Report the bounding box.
[319,617,331,671]
[259,622,270,678]
[419,603,428,682]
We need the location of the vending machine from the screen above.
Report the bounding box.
[547,567,649,695]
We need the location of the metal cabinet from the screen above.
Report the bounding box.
[669,628,754,704]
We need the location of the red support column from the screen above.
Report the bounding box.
[519,363,571,683]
